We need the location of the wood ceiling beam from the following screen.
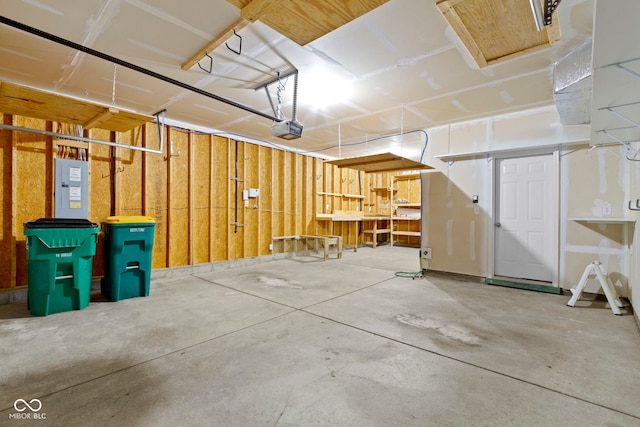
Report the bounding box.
[181,0,285,71]
[181,18,249,71]
[83,107,119,129]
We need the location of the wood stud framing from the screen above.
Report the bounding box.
[0,113,412,290]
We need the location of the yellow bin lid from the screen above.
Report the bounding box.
[103,215,155,224]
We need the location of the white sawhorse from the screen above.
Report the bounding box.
[567,261,624,315]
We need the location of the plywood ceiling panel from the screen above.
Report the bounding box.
[0,81,154,132]
[436,0,561,68]
[326,152,433,172]
[226,0,389,46]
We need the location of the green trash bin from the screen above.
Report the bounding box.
[101,216,156,302]
[24,218,100,316]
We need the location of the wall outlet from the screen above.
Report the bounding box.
[269,243,273,251]
[602,202,611,215]
[422,247,432,259]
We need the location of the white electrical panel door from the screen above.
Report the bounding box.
[55,159,89,219]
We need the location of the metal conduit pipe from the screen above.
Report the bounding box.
[0,109,166,154]
[0,16,281,123]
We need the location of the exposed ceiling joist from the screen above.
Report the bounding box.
[181,18,250,71]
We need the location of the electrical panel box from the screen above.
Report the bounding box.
[55,158,89,219]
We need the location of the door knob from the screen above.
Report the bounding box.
[495,222,501,227]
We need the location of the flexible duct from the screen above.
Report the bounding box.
[553,40,593,125]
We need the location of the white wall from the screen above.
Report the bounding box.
[630,148,640,315]
[590,0,640,310]
[422,105,636,304]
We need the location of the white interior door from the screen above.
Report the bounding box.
[494,155,555,282]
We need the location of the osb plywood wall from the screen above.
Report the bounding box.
[0,113,386,290]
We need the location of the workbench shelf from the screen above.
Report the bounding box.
[390,174,421,247]
[362,216,391,248]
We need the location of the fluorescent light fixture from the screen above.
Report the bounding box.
[529,0,545,32]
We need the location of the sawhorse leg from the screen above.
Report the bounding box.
[567,262,624,315]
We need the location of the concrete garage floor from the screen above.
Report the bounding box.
[1,246,639,426]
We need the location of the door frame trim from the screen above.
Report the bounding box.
[487,149,560,287]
